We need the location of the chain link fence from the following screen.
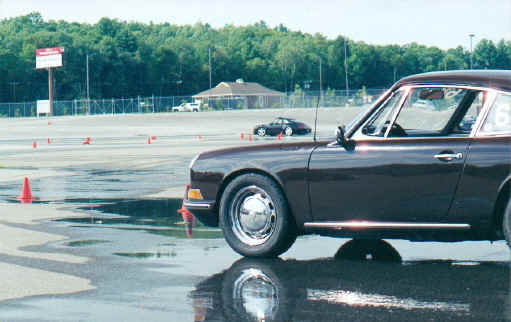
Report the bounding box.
[0,89,386,118]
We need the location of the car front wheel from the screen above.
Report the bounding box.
[257,128,266,136]
[219,173,296,257]
[284,127,293,136]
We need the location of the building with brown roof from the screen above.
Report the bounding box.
[193,79,284,109]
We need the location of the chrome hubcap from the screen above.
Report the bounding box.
[285,127,292,136]
[231,186,276,246]
[257,128,266,136]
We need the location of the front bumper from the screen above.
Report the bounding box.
[183,184,218,227]
[184,199,218,227]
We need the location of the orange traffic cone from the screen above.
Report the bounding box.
[32,141,37,149]
[17,177,35,203]
[47,138,51,144]
[151,136,157,140]
[240,133,244,140]
[248,134,252,142]
[198,135,202,140]
[147,137,151,144]
[82,137,91,145]
[277,132,283,140]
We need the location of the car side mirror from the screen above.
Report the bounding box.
[336,126,355,151]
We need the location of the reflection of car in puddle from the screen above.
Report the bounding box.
[191,240,510,321]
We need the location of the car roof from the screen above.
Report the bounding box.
[276,117,295,121]
[395,70,511,92]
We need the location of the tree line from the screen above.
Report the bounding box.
[0,12,509,103]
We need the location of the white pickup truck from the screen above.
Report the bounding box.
[172,102,200,112]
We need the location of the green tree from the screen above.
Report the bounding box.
[474,39,498,69]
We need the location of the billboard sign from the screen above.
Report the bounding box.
[37,100,50,115]
[36,47,64,69]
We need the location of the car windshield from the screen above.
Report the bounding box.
[345,104,373,133]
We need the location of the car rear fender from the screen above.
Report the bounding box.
[493,175,511,238]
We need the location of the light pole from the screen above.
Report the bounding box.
[9,81,20,102]
[344,38,349,95]
[86,53,91,114]
[319,57,322,102]
[208,47,212,89]
[469,34,475,69]
[175,80,183,96]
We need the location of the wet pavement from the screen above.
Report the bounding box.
[0,111,509,321]
[0,195,509,321]
[0,166,182,202]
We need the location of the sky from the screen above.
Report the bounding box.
[0,0,510,49]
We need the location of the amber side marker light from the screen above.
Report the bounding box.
[188,188,204,200]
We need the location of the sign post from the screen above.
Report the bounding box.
[48,68,53,115]
[36,47,64,116]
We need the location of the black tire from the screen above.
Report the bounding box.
[257,127,266,136]
[219,173,296,258]
[503,200,511,248]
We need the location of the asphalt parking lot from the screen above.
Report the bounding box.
[0,108,509,321]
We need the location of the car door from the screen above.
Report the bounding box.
[308,86,485,223]
[268,119,282,135]
[450,91,511,226]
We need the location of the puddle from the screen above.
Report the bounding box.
[56,198,223,239]
[0,166,183,202]
[114,251,177,259]
[65,239,111,247]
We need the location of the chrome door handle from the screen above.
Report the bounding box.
[434,152,463,161]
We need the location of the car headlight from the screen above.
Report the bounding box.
[189,154,199,169]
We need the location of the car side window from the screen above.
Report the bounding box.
[454,91,485,134]
[389,87,467,137]
[480,93,511,135]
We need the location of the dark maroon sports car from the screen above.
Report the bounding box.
[184,70,511,257]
